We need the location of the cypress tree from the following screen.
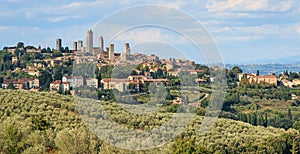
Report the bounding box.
[264,113,268,127]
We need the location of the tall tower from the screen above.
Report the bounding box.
[99,36,104,52]
[121,43,130,61]
[73,42,77,51]
[86,29,93,54]
[109,44,114,61]
[78,40,83,51]
[56,39,62,52]
[124,43,130,54]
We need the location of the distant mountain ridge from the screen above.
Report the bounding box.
[226,63,300,75]
[234,55,300,65]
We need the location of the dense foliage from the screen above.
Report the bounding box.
[1,89,300,153]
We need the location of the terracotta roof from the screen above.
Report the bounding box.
[3,79,15,84]
[129,80,139,84]
[101,78,127,83]
[63,76,72,79]
[51,80,61,84]
[18,78,34,83]
[254,75,277,79]
[144,79,169,82]
[62,82,70,85]
[195,70,204,73]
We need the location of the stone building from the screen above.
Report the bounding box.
[56,38,62,51]
[86,29,93,54]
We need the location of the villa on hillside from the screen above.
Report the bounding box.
[50,80,62,91]
[101,78,128,92]
[251,75,278,86]
[62,76,84,88]
[50,80,70,92]
[1,78,39,90]
[238,73,278,86]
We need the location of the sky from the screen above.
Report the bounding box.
[0,0,300,64]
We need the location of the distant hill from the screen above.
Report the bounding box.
[274,55,300,64]
[226,63,300,75]
[235,55,300,65]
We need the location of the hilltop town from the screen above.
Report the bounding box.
[1,29,300,104]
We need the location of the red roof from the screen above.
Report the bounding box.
[144,79,169,82]
[2,79,22,84]
[18,78,33,83]
[51,80,61,84]
[195,70,204,73]
[62,82,70,85]
[63,76,72,79]
[129,80,139,84]
[101,78,127,83]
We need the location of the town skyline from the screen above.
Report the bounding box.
[1,1,300,64]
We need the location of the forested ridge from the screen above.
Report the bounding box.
[0,89,300,153]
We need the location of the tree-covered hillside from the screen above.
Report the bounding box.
[0,89,300,153]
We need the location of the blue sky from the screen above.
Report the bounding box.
[1,0,300,64]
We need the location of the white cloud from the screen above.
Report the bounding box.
[209,22,300,43]
[199,11,266,20]
[213,27,231,33]
[233,25,280,35]
[206,0,268,12]
[4,0,24,2]
[0,5,20,17]
[216,35,265,43]
[287,24,300,35]
[201,20,220,26]
[61,1,103,9]
[297,27,300,34]
[25,11,36,18]
[118,29,164,43]
[206,0,296,12]
[45,15,83,23]
[46,16,69,23]
[0,25,9,31]
[156,0,186,9]
[117,28,187,45]
[293,24,300,35]
[234,24,300,37]
[270,0,295,12]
